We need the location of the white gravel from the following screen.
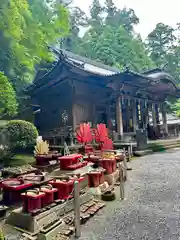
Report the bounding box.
[72,150,180,240]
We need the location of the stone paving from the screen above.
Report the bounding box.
[73,150,180,240]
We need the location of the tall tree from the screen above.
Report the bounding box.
[90,0,104,30]
[80,25,155,71]
[114,8,139,33]
[105,0,117,26]
[146,23,176,66]
[62,6,88,51]
[0,0,69,117]
[105,1,139,34]
[0,72,17,118]
[0,0,69,88]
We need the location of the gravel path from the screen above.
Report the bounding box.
[73,150,180,240]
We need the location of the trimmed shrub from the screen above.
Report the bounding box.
[3,120,38,150]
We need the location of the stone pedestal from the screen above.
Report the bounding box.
[6,191,93,233]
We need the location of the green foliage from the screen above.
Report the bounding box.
[170,99,180,117]
[0,228,5,240]
[146,22,180,81]
[78,25,155,71]
[90,0,104,30]
[3,120,38,150]
[147,23,176,67]
[0,72,18,118]
[146,22,180,111]
[0,0,69,114]
[0,145,13,163]
[62,6,87,51]
[66,0,154,72]
[0,0,69,78]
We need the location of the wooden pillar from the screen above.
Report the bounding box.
[141,100,148,129]
[132,99,137,132]
[155,103,160,124]
[140,100,145,129]
[116,96,123,137]
[161,103,168,135]
[152,102,157,127]
[106,100,111,130]
[72,85,76,133]
[137,100,141,129]
[127,97,132,132]
[145,102,149,126]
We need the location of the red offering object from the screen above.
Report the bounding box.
[94,124,115,152]
[58,154,83,170]
[66,161,88,170]
[35,155,53,166]
[1,178,34,203]
[100,159,116,174]
[76,123,93,145]
[101,138,113,151]
[21,190,45,213]
[85,144,94,154]
[49,179,74,200]
[89,155,101,163]
[87,171,104,187]
[40,186,58,207]
[94,124,108,143]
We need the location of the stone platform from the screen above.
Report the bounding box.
[3,194,105,240]
[6,191,93,234]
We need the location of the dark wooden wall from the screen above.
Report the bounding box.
[33,81,73,132]
[32,77,112,134]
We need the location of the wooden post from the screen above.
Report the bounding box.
[116,96,123,138]
[145,101,149,127]
[106,100,111,130]
[119,163,125,200]
[72,86,76,133]
[155,103,160,124]
[152,102,157,127]
[74,181,81,238]
[132,99,137,132]
[161,103,168,135]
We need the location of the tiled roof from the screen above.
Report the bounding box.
[29,48,179,94]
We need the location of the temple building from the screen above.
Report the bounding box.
[27,49,180,144]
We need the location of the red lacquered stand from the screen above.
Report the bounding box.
[49,179,74,200]
[35,155,53,166]
[58,154,83,170]
[40,185,58,207]
[85,145,94,154]
[89,155,101,162]
[100,159,116,174]
[66,161,88,170]
[87,171,105,188]
[1,179,33,204]
[21,190,45,213]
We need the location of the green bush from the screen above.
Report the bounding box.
[3,120,38,150]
